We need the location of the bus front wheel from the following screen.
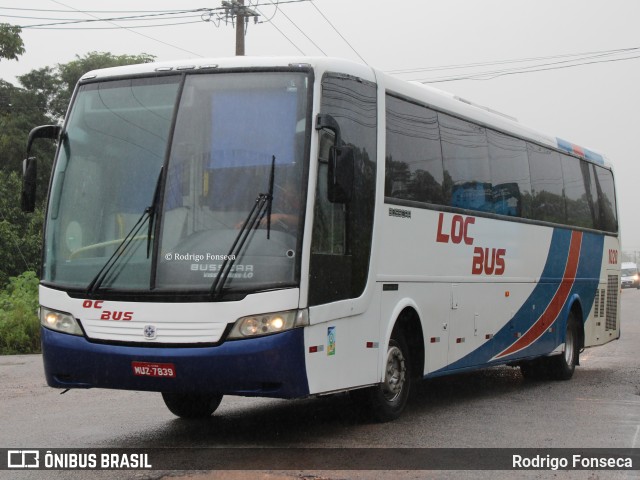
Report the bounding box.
[161,392,223,418]
[351,334,411,422]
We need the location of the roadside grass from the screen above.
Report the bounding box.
[0,271,40,354]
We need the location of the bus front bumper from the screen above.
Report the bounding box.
[41,327,309,398]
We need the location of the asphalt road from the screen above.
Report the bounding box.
[1,289,639,480]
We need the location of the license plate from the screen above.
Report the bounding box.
[131,361,176,378]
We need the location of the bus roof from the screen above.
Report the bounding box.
[79,55,612,170]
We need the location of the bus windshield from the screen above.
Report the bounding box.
[43,71,310,295]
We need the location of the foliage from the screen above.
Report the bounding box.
[0,79,54,180]
[0,172,44,287]
[18,51,155,120]
[0,271,40,354]
[0,24,25,61]
[0,46,157,354]
[0,51,156,289]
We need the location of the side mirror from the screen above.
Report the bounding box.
[21,157,37,212]
[316,113,354,203]
[20,125,61,213]
[328,145,354,203]
[316,114,342,146]
[26,125,61,154]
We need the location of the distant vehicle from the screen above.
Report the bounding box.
[621,262,639,289]
[21,56,621,422]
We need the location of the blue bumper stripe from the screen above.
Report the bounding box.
[41,327,309,398]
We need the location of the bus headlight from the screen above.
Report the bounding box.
[228,309,309,339]
[40,307,83,336]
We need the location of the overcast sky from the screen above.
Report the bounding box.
[3,0,640,252]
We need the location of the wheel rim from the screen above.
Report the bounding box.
[382,345,406,402]
[564,324,575,365]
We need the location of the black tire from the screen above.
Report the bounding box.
[351,334,411,422]
[519,359,548,380]
[547,312,579,380]
[161,392,223,419]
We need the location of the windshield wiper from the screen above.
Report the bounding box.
[147,167,163,257]
[266,155,275,240]
[86,169,163,294]
[210,155,275,299]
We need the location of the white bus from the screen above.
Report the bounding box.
[23,57,621,421]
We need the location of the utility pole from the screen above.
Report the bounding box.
[221,0,260,56]
[235,0,245,56]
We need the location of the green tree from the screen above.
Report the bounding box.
[0,24,25,61]
[0,78,53,174]
[0,51,156,287]
[0,271,40,354]
[0,172,44,287]
[19,51,155,120]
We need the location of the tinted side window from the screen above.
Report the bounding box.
[439,113,491,211]
[585,163,602,229]
[561,154,594,229]
[528,144,565,224]
[488,130,531,217]
[385,95,444,204]
[593,164,618,232]
[310,74,377,305]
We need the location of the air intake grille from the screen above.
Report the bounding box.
[593,288,606,318]
[605,275,619,331]
[599,289,606,317]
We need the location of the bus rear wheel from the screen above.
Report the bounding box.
[547,313,579,380]
[351,334,411,422]
[161,392,223,418]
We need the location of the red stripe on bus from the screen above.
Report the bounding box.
[494,231,582,360]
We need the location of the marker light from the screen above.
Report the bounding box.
[228,309,309,339]
[40,307,83,336]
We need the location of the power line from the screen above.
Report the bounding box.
[46,0,204,57]
[463,54,640,81]
[3,12,200,21]
[387,47,640,75]
[0,1,311,15]
[309,1,367,64]
[4,1,319,56]
[259,0,326,55]
[0,7,195,13]
[410,48,640,83]
[12,8,209,28]
[250,2,307,55]
[21,20,206,30]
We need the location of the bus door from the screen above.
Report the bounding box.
[304,72,379,392]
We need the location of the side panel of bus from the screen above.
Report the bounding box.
[584,236,621,347]
[377,207,620,376]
